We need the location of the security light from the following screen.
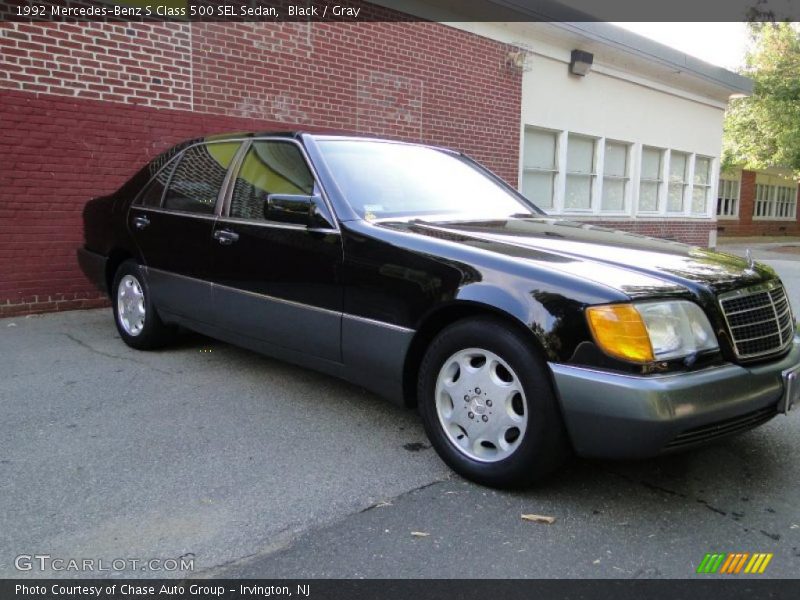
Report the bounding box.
[569,49,594,76]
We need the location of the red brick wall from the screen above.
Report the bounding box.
[0,19,522,317]
[717,170,800,237]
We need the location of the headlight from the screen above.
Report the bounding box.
[586,300,718,363]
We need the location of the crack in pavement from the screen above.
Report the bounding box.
[204,477,452,577]
[60,332,173,375]
[597,465,785,540]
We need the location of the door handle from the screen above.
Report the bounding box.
[133,215,150,230]
[213,229,239,245]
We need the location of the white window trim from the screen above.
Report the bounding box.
[635,145,665,216]
[667,149,690,215]
[717,174,741,220]
[753,179,799,221]
[691,155,714,216]
[599,138,632,216]
[519,125,718,220]
[519,126,560,211]
[563,133,597,214]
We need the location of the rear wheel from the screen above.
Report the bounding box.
[112,260,174,350]
[418,317,569,488]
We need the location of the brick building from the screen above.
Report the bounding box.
[0,1,752,316]
[716,167,800,237]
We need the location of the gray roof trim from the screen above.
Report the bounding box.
[488,1,753,95]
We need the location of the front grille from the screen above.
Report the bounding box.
[719,282,794,359]
[664,406,777,451]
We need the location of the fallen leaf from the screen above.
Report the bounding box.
[521,513,556,524]
[374,501,392,508]
[7,323,16,327]
[411,531,430,537]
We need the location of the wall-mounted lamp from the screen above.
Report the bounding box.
[569,50,594,76]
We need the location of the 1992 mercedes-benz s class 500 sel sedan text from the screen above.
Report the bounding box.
[78,132,800,487]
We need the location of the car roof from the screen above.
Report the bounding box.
[186,131,457,154]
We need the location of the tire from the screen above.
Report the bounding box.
[111,259,174,350]
[418,317,569,488]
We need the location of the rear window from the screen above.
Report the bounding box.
[162,142,241,214]
[138,162,175,208]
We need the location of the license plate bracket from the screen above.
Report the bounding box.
[779,364,800,414]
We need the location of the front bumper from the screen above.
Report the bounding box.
[550,339,800,459]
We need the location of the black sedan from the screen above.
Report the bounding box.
[78,132,800,487]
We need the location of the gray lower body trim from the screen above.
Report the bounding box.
[212,284,341,362]
[549,339,800,459]
[145,267,214,324]
[142,267,415,405]
[76,248,108,295]
[342,314,414,405]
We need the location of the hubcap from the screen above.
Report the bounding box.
[435,348,528,463]
[117,274,146,336]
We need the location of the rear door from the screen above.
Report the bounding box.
[128,141,243,324]
[206,139,344,362]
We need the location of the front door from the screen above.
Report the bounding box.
[129,141,242,324]
[207,140,343,362]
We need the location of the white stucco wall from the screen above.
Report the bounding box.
[521,53,725,158]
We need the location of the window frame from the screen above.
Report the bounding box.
[753,174,799,221]
[133,139,249,217]
[637,145,665,215]
[160,141,245,217]
[600,139,631,214]
[218,137,340,232]
[563,133,598,213]
[690,155,713,215]
[132,152,183,209]
[716,173,740,219]
[667,150,689,214]
[517,125,720,220]
[521,126,560,211]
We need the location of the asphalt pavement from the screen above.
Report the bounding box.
[1,240,799,579]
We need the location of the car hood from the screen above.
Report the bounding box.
[377,218,775,298]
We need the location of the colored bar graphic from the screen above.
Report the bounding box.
[698,552,773,575]
[734,553,750,574]
[719,553,736,574]
[696,553,713,573]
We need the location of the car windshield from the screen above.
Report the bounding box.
[316,139,541,221]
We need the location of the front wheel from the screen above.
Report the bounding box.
[112,260,174,350]
[418,318,569,488]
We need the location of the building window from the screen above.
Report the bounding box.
[564,134,596,210]
[521,127,558,209]
[601,141,629,212]
[639,146,663,212]
[754,176,798,220]
[521,125,717,219]
[692,156,712,214]
[755,183,771,217]
[667,151,688,213]
[776,185,797,218]
[717,175,740,218]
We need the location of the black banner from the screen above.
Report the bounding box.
[2,0,800,23]
[4,579,800,600]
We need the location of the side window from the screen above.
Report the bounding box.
[229,141,315,221]
[138,158,178,207]
[163,142,241,214]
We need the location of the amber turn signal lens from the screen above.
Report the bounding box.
[586,304,655,363]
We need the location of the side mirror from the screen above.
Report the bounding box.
[264,194,334,229]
